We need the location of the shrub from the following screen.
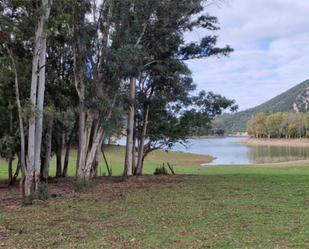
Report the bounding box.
[22,182,49,206]
[154,165,169,175]
[37,182,49,201]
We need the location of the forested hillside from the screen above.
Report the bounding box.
[218,79,309,132]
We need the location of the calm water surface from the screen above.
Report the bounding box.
[117,137,309,165]
[171,137,309,165]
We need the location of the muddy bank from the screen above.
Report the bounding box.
[238,138,309,147]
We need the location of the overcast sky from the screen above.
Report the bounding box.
[185,0,309,111]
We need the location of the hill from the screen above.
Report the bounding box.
[218,79,309,132]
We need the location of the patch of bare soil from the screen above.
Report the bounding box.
[0,225,8,243]
[0,175,185,210]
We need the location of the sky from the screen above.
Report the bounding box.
[185,0,309,111]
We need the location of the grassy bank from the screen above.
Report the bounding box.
[0,147,309,248]
[0,146,214,180]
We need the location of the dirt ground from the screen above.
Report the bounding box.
[0,175,185,211]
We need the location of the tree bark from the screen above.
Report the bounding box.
[42,118,53,180]
[132,117,137,173]
[7,100,14,183]
[62,124,76,177]
[77,123,104,180]
[124,78,136,176]
[62,141,71,177]
[76,103,86,175]
[25,0,51,197]
[34,32,47,181]
[26,15,43,196]
[90,146,101,178]
[56,140,62,178]
[76,110,92,178]
[10,160,20,185]
[8,158,13,183]
[7,48,26,193]
[135,105,149,175]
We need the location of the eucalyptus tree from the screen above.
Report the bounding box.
[71,0,126,180]
[24,0,52,196]
[111,0,232,175]
[1,0,52,195]
[110,0,156,176]
[118,0,235,175]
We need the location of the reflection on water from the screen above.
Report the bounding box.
[248,145,309,164]
[171,137,309,165]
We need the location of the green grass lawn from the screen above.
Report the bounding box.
[0,145,215,179]
[0,147,309,248]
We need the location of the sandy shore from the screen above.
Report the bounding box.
[238,138,309,147]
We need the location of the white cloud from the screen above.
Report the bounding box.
[186,0,309,110]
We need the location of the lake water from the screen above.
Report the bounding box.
[117,137,309,165]
[172,137,309,165]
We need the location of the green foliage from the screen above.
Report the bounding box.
[37,182,49,201]
[154,165,169,175]
[0,135,16,159]
[288,124,298,138]
[247,112,309,138]
[266,113,284,138]
[0,103,10,138]
[246,112,267,138]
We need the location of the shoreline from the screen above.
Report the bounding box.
[238,138,309,147]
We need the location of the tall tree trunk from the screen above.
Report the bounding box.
[11,160,20,185]
[42,118,53,180]
[78,123,104,180]
[90,146,101,178]
[135,105,149,175]
[6,48,26,194]
[73,16,86,177]
[76,110,92,178]
[34,33,47,180]
[132,117,137,173]
[73,1,115,180]
[56,140,62,178]
[27,20,43,196]
[124,78,136,176]
[62,141,71,177]
[122,25,146,176]
[25,0,51,197]
[76,103,86,175]
[8,100,14,183]
[8,158,13,183]
[62,124,76,177]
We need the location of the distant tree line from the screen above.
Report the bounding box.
[247,112,309,139]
